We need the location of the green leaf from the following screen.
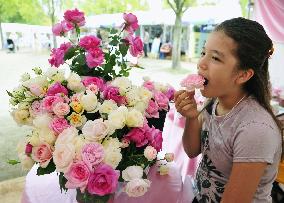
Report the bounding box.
[7,159,20,165]
[37,160,56,175]
[119,43,128,57]
[110,54,116,66]
[110,29,118,34]
[64,47,77,61]
[6,90,13,97]
[59,172,68,193]
[76,54,86,66]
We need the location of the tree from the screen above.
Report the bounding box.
[166,0,196,70]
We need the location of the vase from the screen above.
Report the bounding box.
[76,189,113,203]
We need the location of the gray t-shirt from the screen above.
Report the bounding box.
[195,96,282,203]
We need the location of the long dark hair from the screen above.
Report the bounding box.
[214,17,283,156]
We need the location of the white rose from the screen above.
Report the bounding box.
[132,101,148,113]
[107,106,128,130]
[138,87,152,103]
[82,119,109,142]
[72,136,88,160]
[126,87,140,106]
[99,100,118,115]
[45,68,65,82]
[126,109,144,128]
[154,82,167,93]
[80,92,98,112]
[18,153,35,170]
[144,146,157,161]
[111,77,132,95]
[27,130,40,147]
[103,137,121,151]
[11,109,32,126]
[103,150,122,169]
[53,143,75,173]
[124,179,151,197]
[67,72,85,92]
[38,129,56,145]
[56,127,78,145]
[142,76,151,82]
[122,166,144,181]
[18,102,30,110]
[33,114,52,129]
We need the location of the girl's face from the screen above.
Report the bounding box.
[198,31,241,98]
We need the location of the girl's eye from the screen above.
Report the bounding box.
[212,56,220,61]
[200,51,205,57]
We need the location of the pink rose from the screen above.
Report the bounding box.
[103,86,126,105]
[52,102,70,117]
[165,86,176,101]
[48,42,72,68]
[154,91,169,111]
[86,84,99,94]
[81,143,104,171]
[29,84,44,96]
[25,143,33,155]
[64,8,85,26]
[29,101,42,117]
[144,146,157,161]
[65,161,90,191]
[82,76,105,91]
[147,127,163,152]
[79,36,101,50]
[143,81,155,91]
[42,95,64,112]
[47,82,68,96]
[87,164,119,196]
[86,48,104,68]
[145,100,159,118]
[121,138,130,148]
[125,123,150,147]
[180,74,205,91]
[125,35,143,57]
[52,20,73,36]
[123,13,139,34]
[32,143,53,168]
[49,117,70,135]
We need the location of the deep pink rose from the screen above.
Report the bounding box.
[81,143,104,171]
[64,8,85,26]
[82,76,105,91]
[49,117,70,135]
[29,100,42,117]
[87,164,119,196]
[146,100,159,118]
[123,13,139,34]
[147,127,163,152]
[52,20,74,36]
[103,86,126,105]
[47,82,68,96]
[86,48,104,68]
[25,143,33,154]
[48,42,72,68]
[79,36,101,50]
[154,91,169,111]
[32,143,53,168]
[65,161,90,191]
[125,123,150,147]
[125,35,143,57]
[165,86,176,101]
[42,96,64,112]
[143,81,155,91]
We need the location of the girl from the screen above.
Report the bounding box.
[174,17,282,203]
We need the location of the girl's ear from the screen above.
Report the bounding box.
[236,68,254,84]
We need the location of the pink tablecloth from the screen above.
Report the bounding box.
[21,107,198,203]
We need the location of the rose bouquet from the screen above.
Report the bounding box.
[7,9,175,203]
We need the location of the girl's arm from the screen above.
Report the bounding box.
[221,162,267,203]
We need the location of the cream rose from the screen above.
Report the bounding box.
[122,166,144,181]
[56,127,78,145]
[11,109,32,126]
[99,100,118,115]
[33,114,52,129]
[103,150,122,169]
[80,91,98,112]
[107,106,128,130]
[111,77,132,95]
[124,179,151,197]
[67,72,85,92]
[53,143,75,172]
[82,119,109,142]
[126,109,144,128]
[144,146,157,161]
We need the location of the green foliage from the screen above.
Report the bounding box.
[7,159,21,165]
[36,160,56,175]
[239,0,249,17]
[59,172,68,192]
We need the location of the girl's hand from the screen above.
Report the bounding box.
[174,90,199,119]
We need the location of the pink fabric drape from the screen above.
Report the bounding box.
[254,0,284,43]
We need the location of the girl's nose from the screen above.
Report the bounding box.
[197,57,208,71]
